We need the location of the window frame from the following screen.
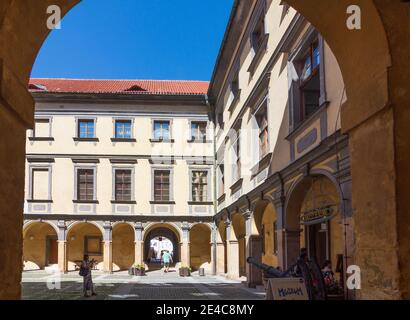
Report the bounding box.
[74,117,98,141]
[287,31,327,131]
[73,165,97,203]
[112,167,135,203]
[151,167,174,203]
[189,167,212,203]
[112,118,135,141]
[189,120,209,142]
[30,117,53,141]
[151,119,173,142]
[28,164,53,202]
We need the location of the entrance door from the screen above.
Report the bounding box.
[307,223,328,266]
[46,236,58,265]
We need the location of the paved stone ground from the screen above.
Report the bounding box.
[22,269,265,300]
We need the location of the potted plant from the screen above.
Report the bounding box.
[179,266,192,277]
[129,263,146,276]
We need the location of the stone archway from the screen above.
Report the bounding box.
[189,224,212,272]
[0,0,409,300]
[22,221,58,271]
[112,223,135,271]
[66,222,104,271]
[143,224,181,269]
[284,174,347,296]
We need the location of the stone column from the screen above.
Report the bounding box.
[216,242,226,274]
[210,224,217,275]
[181,222,190,266]
[0,77,32,299]
[57,221,68,273]
[226,220,240,279]
[273,197,287,270]
[134,222,144,265]
[244,211,262,288]
[103,222,113,273]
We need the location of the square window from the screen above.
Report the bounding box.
[115,120,132,139]
[153,121,170,140]
[191,122,207,141]
[78,120,95,139]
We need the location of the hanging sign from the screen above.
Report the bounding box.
[300,204,337,225]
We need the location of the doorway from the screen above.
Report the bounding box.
[46,236,58,266]
[307,222,329,266]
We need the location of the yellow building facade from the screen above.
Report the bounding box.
[23,80,215,274]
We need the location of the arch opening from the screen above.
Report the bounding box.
[66,222,103,271]
[112,223,135,271]
[23,222,58,271]
[189,224,212,272]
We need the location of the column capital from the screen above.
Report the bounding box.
[134,222,144,231]
[103,221,112,230]
[181,221,190,231]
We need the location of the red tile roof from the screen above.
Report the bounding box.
[29,78,209,96]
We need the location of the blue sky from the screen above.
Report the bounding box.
[31,0,233,81]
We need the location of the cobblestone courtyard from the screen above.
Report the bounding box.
[22,269,265,300]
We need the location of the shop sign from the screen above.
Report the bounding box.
[300,204,337,225]
[266,278,309,300]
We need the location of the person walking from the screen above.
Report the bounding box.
[162,250,173,273]
[79,254,97,297]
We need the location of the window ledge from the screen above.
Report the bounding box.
[251,152,273,178]
[217,193,226,205]
[228,90,242,114]
[150,200,176,205]
[73,200,99,204]
[150,138,175,143]
[188,201,213,205]
[27,199,53,203]
[248,33,269,77]
[111,138,136,143]
[28,137,54,142]
[285,100,329,141]
[111,200,136,204]
[187,139,212,143]
[73,137,99,142]
[230,178,243,194]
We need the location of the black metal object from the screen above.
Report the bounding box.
[247,256,327,300]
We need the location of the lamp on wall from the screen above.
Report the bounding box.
[71,235,76,241]
[29,235,34,241]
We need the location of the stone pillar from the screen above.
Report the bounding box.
[244,211,263,288]
[134,222,144,265]
[181,222,190,266]
[0,78,32,299]
[210,225,217,275]
[216,242,226,274]
[57,221,68,273]
[273,197,287,270]
[226,220,240,279]
[103,222,113,273]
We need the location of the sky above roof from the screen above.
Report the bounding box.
[31,0,233,81]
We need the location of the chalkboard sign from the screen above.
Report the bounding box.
[266,278,309,300]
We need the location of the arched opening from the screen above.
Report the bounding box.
[112,223,135,271]
[253,202,279,268]
[189,224,211,272]
[22,222,58,271]
[285,174,345,288]
[66,222,103,271]
[231,213,246,278]
[143,224,180,270]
